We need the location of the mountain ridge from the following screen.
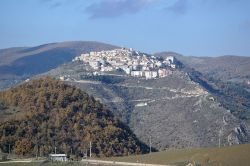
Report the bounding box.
[154,52,250,82]
[0,41,119,89]
[0,41,118,66]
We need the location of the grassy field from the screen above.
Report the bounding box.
[1,144,250,166]
[0,161,95,166]
[107,143,250,166]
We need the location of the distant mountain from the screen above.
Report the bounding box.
[154,52,250,82]
[0,77,149,157]
[44,61,250,150]
[0,41,118,89]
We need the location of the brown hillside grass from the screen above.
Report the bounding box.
[107,143,250,166]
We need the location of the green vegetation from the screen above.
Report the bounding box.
[0,77,149,158]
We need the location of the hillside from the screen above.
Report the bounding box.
[0,77,149,157]
[154,52,250,82]
[0,41,118,90]
[110,143,250,166]
[154,52,250,123]
[44,61,250,150]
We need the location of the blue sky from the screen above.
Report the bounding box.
[0,0,250,56]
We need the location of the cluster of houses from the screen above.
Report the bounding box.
[73,48,176,79]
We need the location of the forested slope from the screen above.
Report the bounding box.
[0,77,149,157]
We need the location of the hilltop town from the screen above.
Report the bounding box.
[73,48,177,79]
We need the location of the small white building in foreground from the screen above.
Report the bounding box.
[49,154,68,161]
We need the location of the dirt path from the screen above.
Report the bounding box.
[82,159,175,166]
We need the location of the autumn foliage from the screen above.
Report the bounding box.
[0,77,149,157]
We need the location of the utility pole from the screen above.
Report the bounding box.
[35,139,38,159]
[149,136,152,154]
[54,140,57,154]
[86,149,88,159]
[36,145,38,159]
[89,141,92,158]
[219,137,221,148]
[219,130,222,148]
[8,144,11,156]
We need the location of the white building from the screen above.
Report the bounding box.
[101,66,114,72]
[59,76,65,81]
[158,69,172,78]
[90,52,96,56]
[155,61,162,67]
[152,71,158,78]
[163,60,171,66]
[166,56,175,64]
[73,48,177,79]
[131,71,144,77]
[89,61,100,70]
[170,64,176,69]
[120,66,131,74]
[145,71,158,79]
[49,154,68,161]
